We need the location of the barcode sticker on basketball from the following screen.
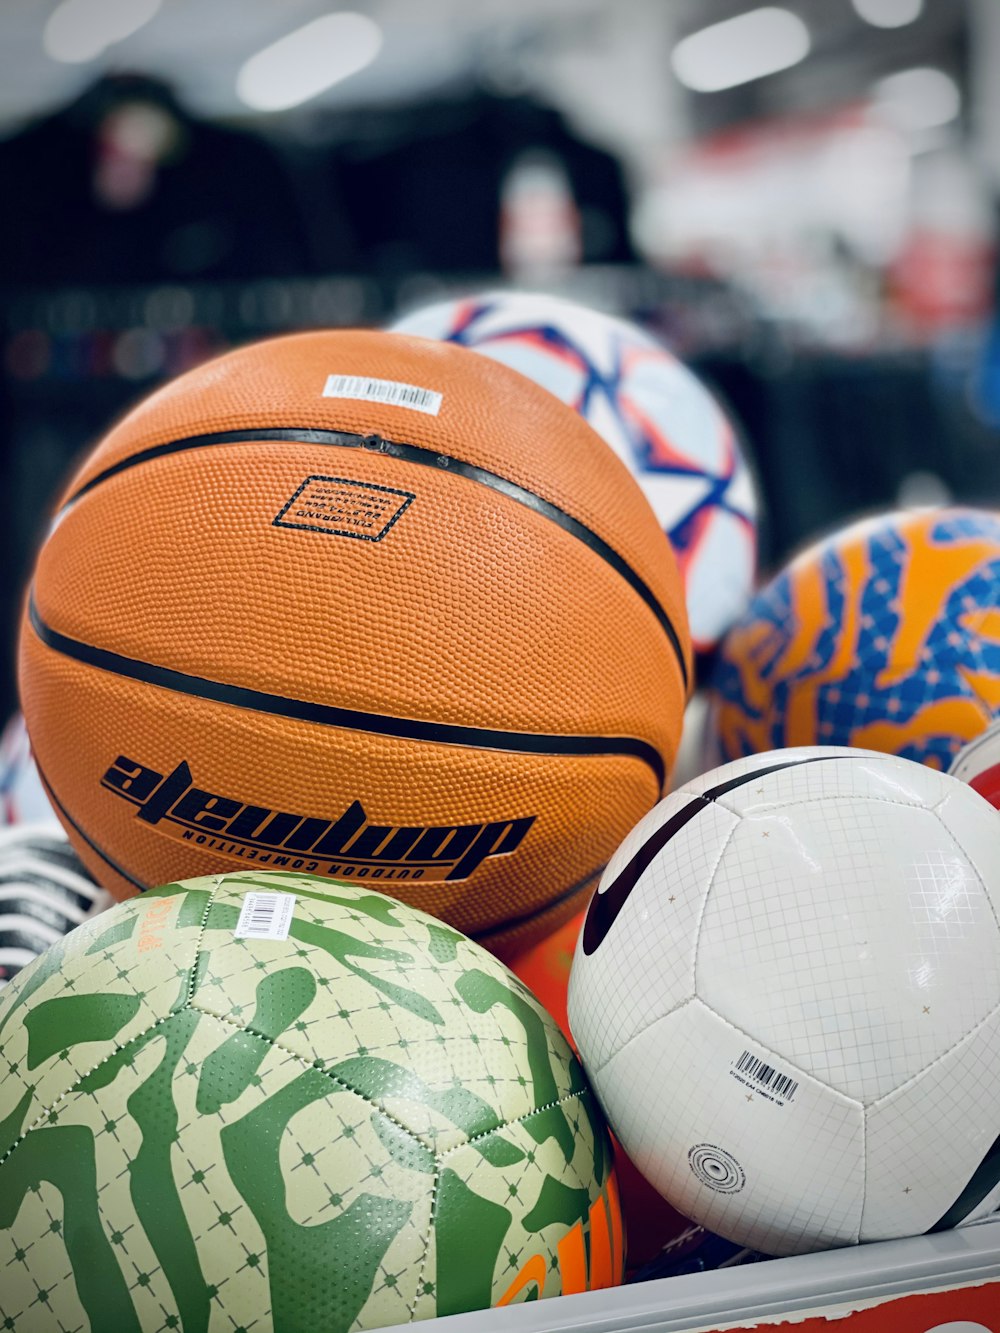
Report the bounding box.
[234,892,296,942]
[322,374,443,416]
[730,1049,799,1105]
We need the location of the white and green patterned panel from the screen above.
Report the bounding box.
[0,872,618,1332]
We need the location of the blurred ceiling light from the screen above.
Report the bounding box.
[852,0,923,29]
[671,7,810,93]
[874,67,961,132]
[237,12,383,112]
[44,0,161,64]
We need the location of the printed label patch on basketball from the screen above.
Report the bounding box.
[234,892,296,941]
[274,476,414,542]
[322,374,442,416]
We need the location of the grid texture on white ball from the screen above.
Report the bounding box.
[568,794,738,1070]
[713,749,947,817]
[676,745,863,800]
[591,999,864,1256]
[698,797,1000,1103]
[863,1002,1000,1240]
[934,786,1000,926]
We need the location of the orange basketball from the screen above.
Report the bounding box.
[20,330,691,953]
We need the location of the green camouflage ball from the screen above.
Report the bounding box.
[0,871,621,1332]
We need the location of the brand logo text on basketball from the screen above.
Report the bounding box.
[102,756,536,882]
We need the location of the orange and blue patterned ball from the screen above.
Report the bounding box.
[707,507,1000,771]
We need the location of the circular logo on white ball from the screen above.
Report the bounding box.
[688,1143,745,1193]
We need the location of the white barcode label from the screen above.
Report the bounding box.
[322,374,442,416]
[234,892,296,941]
[731,1049,799,1104]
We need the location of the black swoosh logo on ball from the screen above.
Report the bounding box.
[927,1129,1000,1233]
[581,753,861,955]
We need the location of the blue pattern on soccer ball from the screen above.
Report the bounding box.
[709,508,1000,770]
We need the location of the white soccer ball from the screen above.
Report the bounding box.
[569,745,1000,1257]
[391,290,759,654]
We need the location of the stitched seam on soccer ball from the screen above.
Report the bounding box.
[0,886,216,1171]
[865,996,1000,1108]
[930,805,1000,936]
[0,1008,180,1174]
[713,791,949,814]
[436,1089,593,1157]
[185,874,221,1006]
[590,997,696,1080]
[408,1163,439,1320]
[691,819,740,993]
[190,1003,426,1149]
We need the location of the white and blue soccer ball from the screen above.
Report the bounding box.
[570,745,1000,1256]
[392,290,759,655]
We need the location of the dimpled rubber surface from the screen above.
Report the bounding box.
[21,331,690,952]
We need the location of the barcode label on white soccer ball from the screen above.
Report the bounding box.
[731,1049,799,1104]
[234,892,296,941]
[322,374,442,416]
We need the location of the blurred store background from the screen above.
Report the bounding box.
[2,0,1000,719]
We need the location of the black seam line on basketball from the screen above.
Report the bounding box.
[28,595,665,787]
[472,865,604,943]
[581,754,861,956]
[59,425,689,693]
[927,1129,1000,1233]
[32,757,148,893]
